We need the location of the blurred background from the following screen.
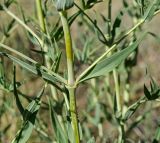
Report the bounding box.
[0,0,160,142]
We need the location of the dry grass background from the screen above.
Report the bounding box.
[0,0,160,142]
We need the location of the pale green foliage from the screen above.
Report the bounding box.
[0,0,160,142]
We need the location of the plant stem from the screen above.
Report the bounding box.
[36,0,46,33]
[35,0,49,66]
[108,0,112,42]
[35,0,59,101]
[113,69,121,112]
[76,15,145,84]
[76,44,116,83]
[60,12,74,85]
[3,5,42,45]
[107,1,125,140]
[60,11,80,143]
[112,48,125,143]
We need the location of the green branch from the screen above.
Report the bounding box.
[60,11,80,143]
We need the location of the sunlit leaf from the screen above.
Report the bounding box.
[79,33,146,82]
[0,52,66,85]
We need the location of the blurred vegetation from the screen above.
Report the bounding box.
[0,0,160,143]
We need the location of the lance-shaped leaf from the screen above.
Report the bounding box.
[0,52,67,85]
[55,0,74,11]
[0,0,15,10]
[122,97,146,121]
[144,77,160,100]
[11,87,45,143]
[79,33,146,82]
[143,0,160,22]
[13,66,25,116]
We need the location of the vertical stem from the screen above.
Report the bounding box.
[108,0,112,40]
[35,0,59,101]
[107,1,125,142]
[113,69,121,112]
[60,11,80,143]
[60,11,74,85]
[113,67,125,143]
[36,0,46,33]
[35,0,48,63]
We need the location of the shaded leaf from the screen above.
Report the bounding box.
[153,125,160,143]
[13,66,25,116]
[85,0,102,9]
[49,99,68,143]
[3,19,15,37]
[11,87,45,143]
[143,0,160,21]
[54,52,62,73]
[148,32,160,43]
[87,137,96,143]
[0,0,15,10]
[111,11,124,43]
[65,119,75,143]
[144,84,152,100]
[123,97,146,121]
[144,77,160,100]
[126,113,147,135]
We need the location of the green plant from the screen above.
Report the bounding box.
[0,0,160,142]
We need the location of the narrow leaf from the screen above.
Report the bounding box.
[144,84,152,100]
[123,97,146,121]
[153,125,160,143]
[49,99,68,143]
[0,52,66,85]
[143,0,160,21]
[11,87,45,143]
[79,33,146,82]
[13,66,25,116]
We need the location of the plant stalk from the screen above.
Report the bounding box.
[60,11,80,143]
[36,0,46,33]
[35,0,59,101]
[113,69,121,112]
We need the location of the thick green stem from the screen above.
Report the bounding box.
[69,87,80,142]
[60,11,80,143]
[60,12,74,85]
